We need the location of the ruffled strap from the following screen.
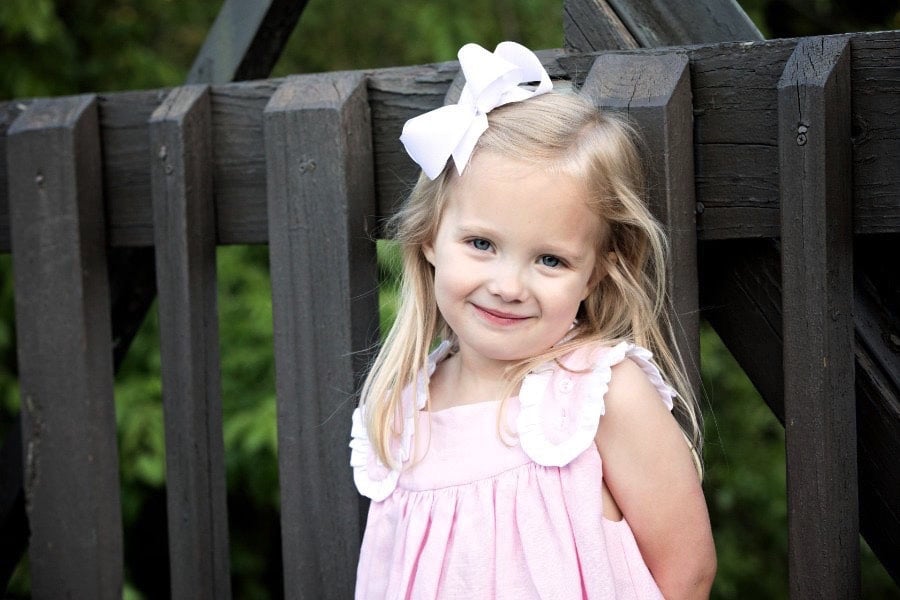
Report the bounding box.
[518,341,676,468]
[349,341,453,500]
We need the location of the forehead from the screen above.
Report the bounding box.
[442,151,603,243]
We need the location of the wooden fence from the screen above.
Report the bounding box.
[0,28,898,599]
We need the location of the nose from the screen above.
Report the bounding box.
[486,261,528,303]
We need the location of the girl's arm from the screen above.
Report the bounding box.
[595,358,717,600]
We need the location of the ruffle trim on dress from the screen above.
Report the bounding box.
[350,341,452,500]
[518,341,676,468]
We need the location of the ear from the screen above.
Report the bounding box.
[423,241,436,266]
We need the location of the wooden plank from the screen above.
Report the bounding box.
[6,95,122,598]
[563,37,798,241]
[699,240,785,418]
[211,79,282,245]
[583,52,701,396]
[264,72,379,599]
[605,0,762,46]
[1,31,898,249]
[149,85,231,600]
[563,0,638,52]
[853,238,900,583]
[778,36,858,597]
[699,235,900,584]
[187,0,310,83]
[849,34,900,235]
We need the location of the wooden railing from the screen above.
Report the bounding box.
[0,29,898,599]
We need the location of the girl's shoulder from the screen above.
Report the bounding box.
[518,340,676,468]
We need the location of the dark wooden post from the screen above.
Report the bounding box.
[187,0,312,84]
[564,0,639,51]
[7,95,122,598]
[778,36,858,598]
[264,73,378,599]
[149,85,231,600]
[582,52,701,396]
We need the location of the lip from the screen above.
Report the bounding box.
[472,303,531,326]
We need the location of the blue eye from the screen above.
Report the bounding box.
[540,255,562,268]
[471,239,492,251]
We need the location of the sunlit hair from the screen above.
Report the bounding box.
[361,88,703,475]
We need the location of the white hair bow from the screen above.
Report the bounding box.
[400,41,552,180]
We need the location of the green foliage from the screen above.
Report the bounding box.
[272,0,561,75]
[700,325,789,598]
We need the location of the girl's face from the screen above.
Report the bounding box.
[423,151,603,371]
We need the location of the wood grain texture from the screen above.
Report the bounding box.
[149,85,231,600]
[605,0,762,47]
[264,73,378,599]
[850,35,900,234]
[778,35,859,596]
[563,0,639,52]
[853,237,900,583]
[7,95,122,599]
[2,31,897,248]
[0,100,30,252]
[583,52,701,396]
[699,235,900,584]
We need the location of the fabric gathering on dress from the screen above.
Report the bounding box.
[350,340,675,599]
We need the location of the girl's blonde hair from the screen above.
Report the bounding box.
[361,88,703,474]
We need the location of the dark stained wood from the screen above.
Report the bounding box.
[211,79,282,244]
[605,0,762,46]
[564,0,639,52]
[562,38,797,240]
[149,85,231,600]
[187,0,311,83]
[699,240,785,417]
[854,236,900,583]
[0,100,30,252]
[101,91,166,374]
[849,35,900,235]
[6,95,122,598]
[778,36,858,597]
[563,31,900,239]
[264,73,379,599]
[1,31,898,248]
[582,52,701,396]
[699,235,900,584]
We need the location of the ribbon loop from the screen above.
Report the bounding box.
[400,41,552,179]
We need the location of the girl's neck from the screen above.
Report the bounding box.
[428,349,520,412]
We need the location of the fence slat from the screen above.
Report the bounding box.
[3,31,898,250]
[583,52,701,396]
[564,0,639,52]
[149,84,231,600]
[778,36,858,598]
[187,0,310,84]
[264,72,378,599]
[7,95,122,598]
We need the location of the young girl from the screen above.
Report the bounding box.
[350,41,716,599]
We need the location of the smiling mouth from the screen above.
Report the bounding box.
[472,304,530,325]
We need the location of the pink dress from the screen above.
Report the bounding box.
[350,341,675,599]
